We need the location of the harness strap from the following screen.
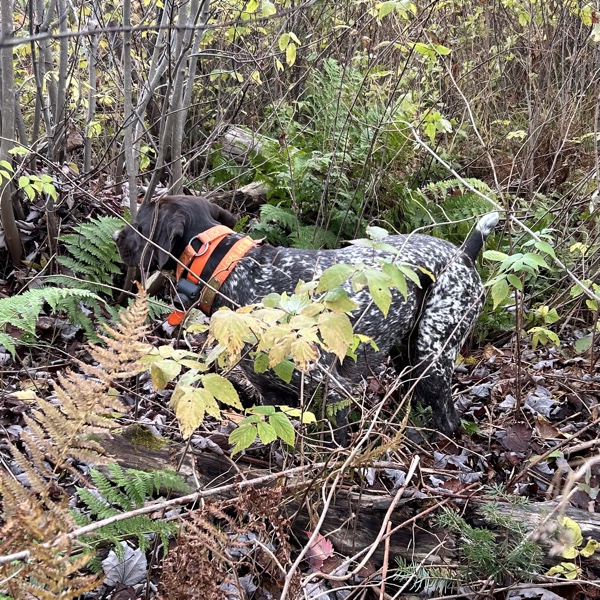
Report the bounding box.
[175,225,234,281]
[167,227,258,326]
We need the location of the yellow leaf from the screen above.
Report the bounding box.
[318,312,353,362]
[12,390,39,401]
[173,387,213,439]
[151,359,182,391]
[210,309,254,359]
[286,42,297,66]
[268,335,294,366]
[559,516,583,548]
[278,32,290,51]
[201,373,242,409]
[580,539,599,557]
[290,339,319,371]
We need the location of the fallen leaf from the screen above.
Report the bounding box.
[503,423,533,453]
[536,416,561,440]
[304,531,334,570]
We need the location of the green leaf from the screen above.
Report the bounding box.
[8,146,28,156]
[506,274,522,290]
[491,278,509,309]
[273,359,295,383]
[323,287,358,312]
[316,263,355,293]
[534,240,557,259]
[254,352,269,373]
[278,33,290,51]
[484,250,509,262]
[575,335,593,353]
[244,0,258,13]
[280,406,317,423]
[201,373,242,409]
[269,412,295,445]
[378,1,397,19]
[261,0,276,16]
[522,252,549,270]
[434,43,451,55]
[413,42,435,57]
[251,405,276,416]
[0,159,13,171]
[382,263,408,300]
[256,421,277,444]
[363,268,393,317]
[401,264,427,286]
[151,359,182,391]
[230,424,257,454]
[366,225,389,240]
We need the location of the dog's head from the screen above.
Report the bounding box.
[115,195,237,269]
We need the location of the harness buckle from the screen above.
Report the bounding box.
[189,236,210,257]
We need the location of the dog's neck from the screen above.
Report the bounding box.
[168,226,258,324]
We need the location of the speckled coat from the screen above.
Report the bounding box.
[116,195,499,443]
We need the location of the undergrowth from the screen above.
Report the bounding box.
[0,290,153,598]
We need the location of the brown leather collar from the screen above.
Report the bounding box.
[168,226,259,325]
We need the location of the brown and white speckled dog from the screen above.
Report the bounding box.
[116,195,499,443]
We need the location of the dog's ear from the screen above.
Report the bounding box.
[154,211,187,269]
[208,203,237,229]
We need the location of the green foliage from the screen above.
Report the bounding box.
[229,405,316,454]
[398,177,497,242]
[54,216,124,290]
[436,505,542,584]
[395,557,457,595]
[0,287,102,356]
[74,464,188,556]
[42,215,169,341]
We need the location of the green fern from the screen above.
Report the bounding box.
[40,215,169,341]
[74,465,189,558]
[0,287,102,356]
[49,215,124,293]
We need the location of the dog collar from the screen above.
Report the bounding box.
[167,225,258,325]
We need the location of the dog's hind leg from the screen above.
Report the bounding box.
[409,262,485,435]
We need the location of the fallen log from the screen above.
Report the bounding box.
[100,429,600,574]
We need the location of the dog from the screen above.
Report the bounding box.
[116,195,499,442]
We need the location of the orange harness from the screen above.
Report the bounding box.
[167,226,259,326]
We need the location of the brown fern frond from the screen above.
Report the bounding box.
[0,500,100,600]
[87,288,153,381]
[0,291,155,598]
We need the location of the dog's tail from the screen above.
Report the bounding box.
[462,212,500,261]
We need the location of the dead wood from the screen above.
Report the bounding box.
[206,181,268,216]
[100,431,600,573]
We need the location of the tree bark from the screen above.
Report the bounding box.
[100,431,600,575]
[0,0,22,266]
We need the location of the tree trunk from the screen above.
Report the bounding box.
[0,0,22,266]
